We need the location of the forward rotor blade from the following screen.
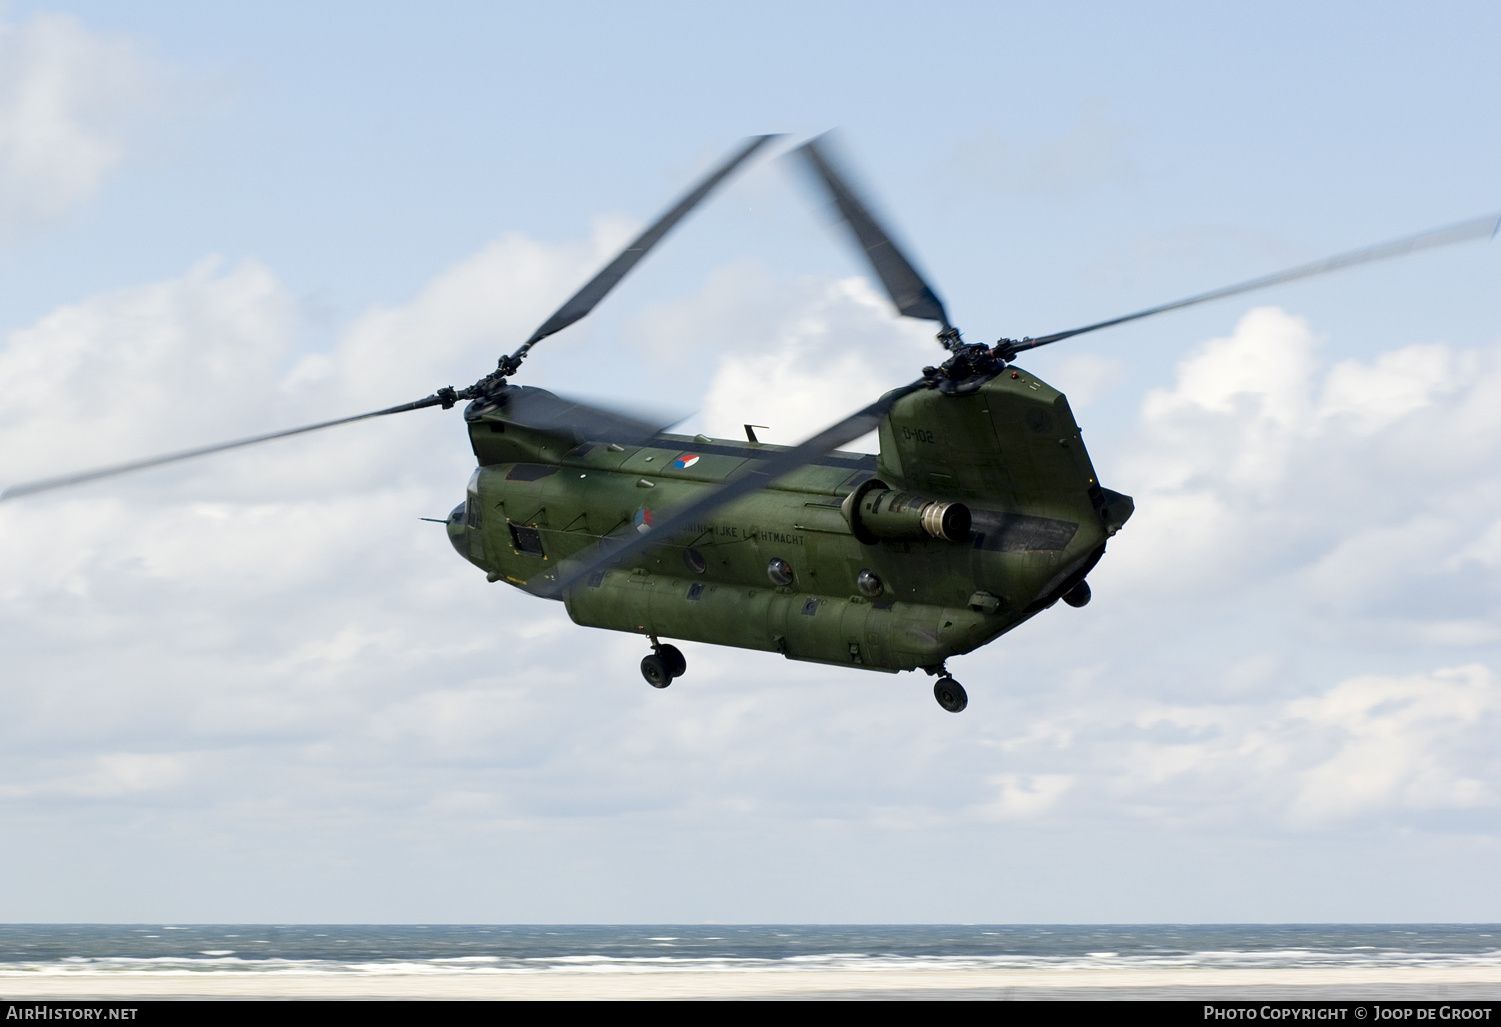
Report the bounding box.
[796,136,951,331]
[507,135,779,364]
[1012,213,1501,354]
[499,385,681,446]
[0,394,449,501]
[532,380,927,598]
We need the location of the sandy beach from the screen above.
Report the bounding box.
[4,966,1501,1000]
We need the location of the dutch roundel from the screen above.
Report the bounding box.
[672,453,701,470]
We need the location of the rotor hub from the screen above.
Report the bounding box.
[923,341,1004,395]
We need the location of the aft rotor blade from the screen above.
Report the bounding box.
[0,394,450,501]
[796,136,951,331]
[532,380,927,598]
[1012,213,1501,354]
[508,135,779,364]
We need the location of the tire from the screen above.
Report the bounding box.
[933,677,968,713]
[656,644,687,679]
[640,654,673,689]
[1062,580,1092,608]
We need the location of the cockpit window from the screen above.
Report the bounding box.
[465,468,483,528]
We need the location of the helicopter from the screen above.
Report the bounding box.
[3,135,1496,713]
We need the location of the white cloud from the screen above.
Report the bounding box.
[3,217,1501,919]
[0,752,190,799]
[980,773,1074,819]
[0,229,612,780]
[1109,307,1501,638]
[0,12,174,238]
[1079,664,1501,827]
[325,218,632,407]
[1317,343,1469,432]
[631,265,934,448]
[0,257,294,484]
[1286,664,1498,821]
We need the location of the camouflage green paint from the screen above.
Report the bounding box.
[446,366,1132,673]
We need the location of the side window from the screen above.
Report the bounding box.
[509,522,545,557]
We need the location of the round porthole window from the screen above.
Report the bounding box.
[683,547,707,574]
[767,557,793,586]
[857,569,884,597]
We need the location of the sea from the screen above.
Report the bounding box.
[1,923,1498,981]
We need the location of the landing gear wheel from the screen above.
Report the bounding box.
[934,677,968,713]
[656,644,687,679]
[1062,580,1092,608]
[640,654,673,689]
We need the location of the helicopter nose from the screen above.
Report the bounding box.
[446,502,467,558]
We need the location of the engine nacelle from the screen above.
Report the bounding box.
[841,480,971,544]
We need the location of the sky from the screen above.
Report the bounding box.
[1,1,1500,923]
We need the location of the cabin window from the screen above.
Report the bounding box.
[509,522,545,557]
[505,464,558,482]
[683,547,707,574]
[767,558,793,587]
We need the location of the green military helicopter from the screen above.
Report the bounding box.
[4,136,1496,712]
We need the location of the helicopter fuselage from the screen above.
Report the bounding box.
[446,366,1132,674]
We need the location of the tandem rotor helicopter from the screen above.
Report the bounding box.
[4,135,1497,712]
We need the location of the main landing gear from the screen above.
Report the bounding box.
[640,637,687,689]
[933,676,968,713]
[1061,580,1092,608]
[926,663,968,713]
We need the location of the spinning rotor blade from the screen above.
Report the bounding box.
[0,393,453,501]
[503,134,779,370]
[1010,212,1501,355]
[498,386,680,445]
[0,387,672,501]
[532,380,926,598]
[796,136,952,333]
[3,138,775,503]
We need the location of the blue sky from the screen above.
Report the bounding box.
[1,2,1499,922]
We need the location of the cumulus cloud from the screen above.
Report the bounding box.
[3,221,1501,918]
[975,306,1501,831]
[0,12,175,239]
[1110,307,1501,649]
[324,216,637,407]
[698,276,934,447]
[1048,664,1501,827]
[981,773,1074,819]
[629,263,935,448]
[1287,665,1497,821]
[0,751,192,800]
[0,258,295,483]
[0,228,616,792]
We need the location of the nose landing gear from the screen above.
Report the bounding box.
[640,637,686,688]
